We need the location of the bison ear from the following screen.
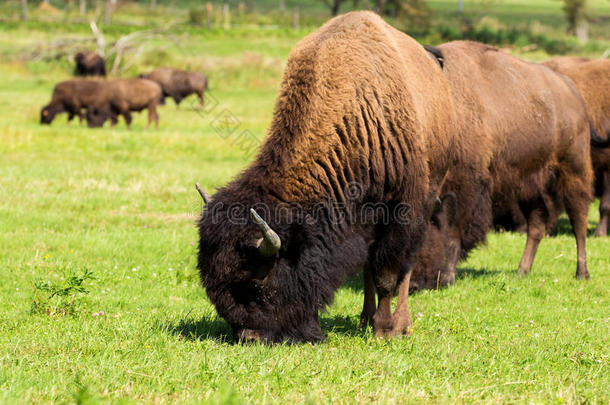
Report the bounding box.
[250,209,281,257]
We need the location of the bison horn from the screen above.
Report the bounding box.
[250,208,281,257]
[195,183,211,205]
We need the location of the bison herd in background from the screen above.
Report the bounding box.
[40,51,208,129]
[194,12,609,344]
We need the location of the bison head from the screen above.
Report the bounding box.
[410,193,460,291]
[40,105,56,125]
[197,186,367,344]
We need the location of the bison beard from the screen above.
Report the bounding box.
[197,11,458,343]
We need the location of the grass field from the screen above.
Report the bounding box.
[1,1,610,403]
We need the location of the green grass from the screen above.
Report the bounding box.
[1,2,610,403]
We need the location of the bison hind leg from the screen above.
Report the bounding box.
[517,200,548,276]
[593,171,610,237]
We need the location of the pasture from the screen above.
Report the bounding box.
[1,0,609,403]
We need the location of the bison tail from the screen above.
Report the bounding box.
[590,126,610,148]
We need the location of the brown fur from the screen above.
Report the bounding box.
[141,68,208,106]
[40,80,102,124]
[86,78,161,129]
[541,56,590,74]
[198,11,461,342]
[74,52,106,77]
[545,59,610,236]
[406,41,594,293]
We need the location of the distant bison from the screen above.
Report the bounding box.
[74,52,106,77]
[41,80,102,125]
[86,78,161,129]
[140,68,207,106]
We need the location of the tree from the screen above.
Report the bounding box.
[21,0,27,22]
[561,0,588,36]
[321,0,345,16]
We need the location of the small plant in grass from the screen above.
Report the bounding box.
[30,268,95,316]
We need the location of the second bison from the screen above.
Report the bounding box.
[140,68,208,106]
[86,78,161,129]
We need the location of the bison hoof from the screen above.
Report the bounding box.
[373,327,411,339]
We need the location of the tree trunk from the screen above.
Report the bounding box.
[151,0,156,10]
[222,3,230,29]
[104,0,116,24]
[375,0,386,14]
[206,2,213,29]
[457,0,463,13]
[575,21,589,42]
[21,0,27,22]
[331,0,340,15]
[293,6,299,30]
[80,0,86,16]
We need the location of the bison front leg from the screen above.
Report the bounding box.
[593,171,610,237]
[390,271,412,336]
[359,264,376,329]
[371,269,413,338]
[371,268,398,337]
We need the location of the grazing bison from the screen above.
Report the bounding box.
[86,79,161,129]
[74,52,106,77]
[40,80,102,125]
[405,42,595,295]
[542,58,610,236]
[140,68,207,106]
[197,11,461,343]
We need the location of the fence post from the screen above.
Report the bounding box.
[223,3,230,29]
[206,2,213,29]
[21,0,27,22]
[104,0,113,25]
[293,7,300,31]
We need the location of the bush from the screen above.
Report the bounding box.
[31,268,95,316]
[189,7,205,26]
